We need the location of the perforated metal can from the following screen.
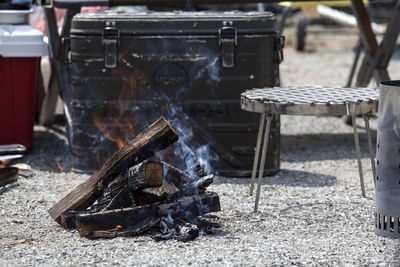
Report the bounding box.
[375,80,400,238]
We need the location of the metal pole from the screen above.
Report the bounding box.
[364,115,376,187]
[352,107,366,197]
[346,39,362,87]
[250,113,266,196]
[254,116,271,212]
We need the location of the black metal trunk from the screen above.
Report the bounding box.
[68,11,283,176]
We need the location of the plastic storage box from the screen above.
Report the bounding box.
[0,24,47,149]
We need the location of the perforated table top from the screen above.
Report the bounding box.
[241,86,379,116]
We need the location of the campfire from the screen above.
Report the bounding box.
[48,117,221,241]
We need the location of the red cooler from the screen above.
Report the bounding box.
[0,24,47,149]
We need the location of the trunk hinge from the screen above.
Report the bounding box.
[102,21,119,68]
[275,35,285,63]
[219,21,237,68]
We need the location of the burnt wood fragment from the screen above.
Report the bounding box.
[163,162,193,189]
[177,223,199,242]
[48,117,178,223]
[185,163,207,179]
[194,174,214,190]
[60,210,89,229]
[88,218,159,239]
[142,180,179,200]
[124,161,163,190]
[103,185,133,210]
[97,174,126,207]
[76,204,158,237]
[174,174,214,198]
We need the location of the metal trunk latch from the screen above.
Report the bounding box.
[275,35,285,63]
[219,21,237,68]
[102,21,120,68]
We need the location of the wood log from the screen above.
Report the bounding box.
[173,174,214,198]
[60,211,88,229]
[103,185,133,210]
[76,192,220,238]
[163,162,193,189]
[0,167,18,187]
[133,180,179,206]
[96,175,126,208]
[76,204,158,237]
[193,174,214,190]
[48,117,178,223]
[98,161,162,209]
[88,218,159,239]
[124,161,163,190]
[141,180,179,200]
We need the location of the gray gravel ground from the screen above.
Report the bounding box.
[2,26,400,266]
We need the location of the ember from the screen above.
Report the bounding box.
[49,117,221,241]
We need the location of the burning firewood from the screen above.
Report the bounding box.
[76,192,220,240]
[124,161,163,190]
[48,117,178,223]
[49,117,221,241]
[185,163,207,179]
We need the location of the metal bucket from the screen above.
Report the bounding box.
[375,80,400,238]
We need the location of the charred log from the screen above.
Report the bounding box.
[124,161,163,191]
[88,218,159,239]
[163,161,193,189]
[96,175,126,208]
[76,192,220,238]
[76,204,158,237]
[60,210,88,229]
[131,179,179,207]
[103,185,134,210]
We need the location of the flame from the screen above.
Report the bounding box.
[115,138,125,150]
[93,71,137,154]
[56,162,63,172]
[104,225,122,232]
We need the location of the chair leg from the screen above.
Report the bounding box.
[254,116,272,212]
[250,113,266,196]
[364,115,376,187]
[352,113,366,197]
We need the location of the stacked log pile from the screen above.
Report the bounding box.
[48,118,221,241]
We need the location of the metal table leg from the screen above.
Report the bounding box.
[364,115,376,187]
[250,113,266,196]
[346,39,363,88]
[254,116,272,212]
[352,112,366,197]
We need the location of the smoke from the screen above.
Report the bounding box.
[150,31,221,177]
[163,103,218,178]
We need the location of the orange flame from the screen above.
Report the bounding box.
[56,162,63,172]
[104,225,122,232]
[93,115,132,150]
[93,72,138,154]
